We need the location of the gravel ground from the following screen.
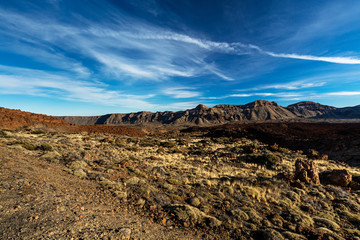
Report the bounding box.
[0,143,198,240]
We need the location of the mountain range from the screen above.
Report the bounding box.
[60,100,360,125]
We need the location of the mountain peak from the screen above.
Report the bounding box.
[288,101,318,107]
[244,100,274,108]
[194,104,209,111]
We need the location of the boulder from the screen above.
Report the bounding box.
[320,169,352,187]
[295,159,320,184]
[350,181,360,191]
[117,228,131,240]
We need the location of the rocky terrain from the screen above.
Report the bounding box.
[1,106,360,239]
[185,122,360,167]
[1,123,360,239]
[60,100,360,125]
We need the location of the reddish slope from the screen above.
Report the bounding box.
[0,107,70,129]
[0,107,144,137]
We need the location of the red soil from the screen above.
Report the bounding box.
[0,107,70,129]
[0,107,143,137]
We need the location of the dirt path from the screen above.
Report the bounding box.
[0,143,197,240]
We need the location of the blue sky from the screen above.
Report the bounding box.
[1,0,360,115]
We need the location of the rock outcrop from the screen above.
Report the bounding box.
[294,159,320,184]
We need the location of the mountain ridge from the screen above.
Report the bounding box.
[59,100,360,125]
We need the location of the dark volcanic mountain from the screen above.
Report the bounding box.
[286,101,337,118]
[324,105,360,119]
[59,100,360,125]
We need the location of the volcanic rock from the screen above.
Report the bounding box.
[320,169,352,187]
[294,159,320,184]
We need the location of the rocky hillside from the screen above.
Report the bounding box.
[286,101,337,118]
[0,107,70,129]
[60,100,360,125]
[324,105,360,119]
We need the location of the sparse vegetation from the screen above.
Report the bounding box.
[243,152,282,168]
[1,125,360,240]
[160,141,176,148]
[0,129,8,138]
[31,129,47,134]
[36,143,53,151]
[21,141,37,150]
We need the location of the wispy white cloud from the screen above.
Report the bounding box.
[1,5,358,90]
[162,87,202,98]
[265,52,360,64]
[150,66,194,77]
[91,52,157,79]
[142,33,360,65]
[228,94,252,97]
[248,44,360,64]
[0,65,157,109]
[203,92,303,99]
[0,65,206,112]
[241,80,326,91]
[326,91,360,96]
[207,68,234,81]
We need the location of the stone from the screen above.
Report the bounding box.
[125,176,140,185]
[320,169,352,187]
[350,181,360,191]
[68,160,87,170]
[294,159,320,184]
[189,197,201,207]
[73,169,87,178]
[137,198,146,207]
[117,228,131,240]
[114,190,127,200]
